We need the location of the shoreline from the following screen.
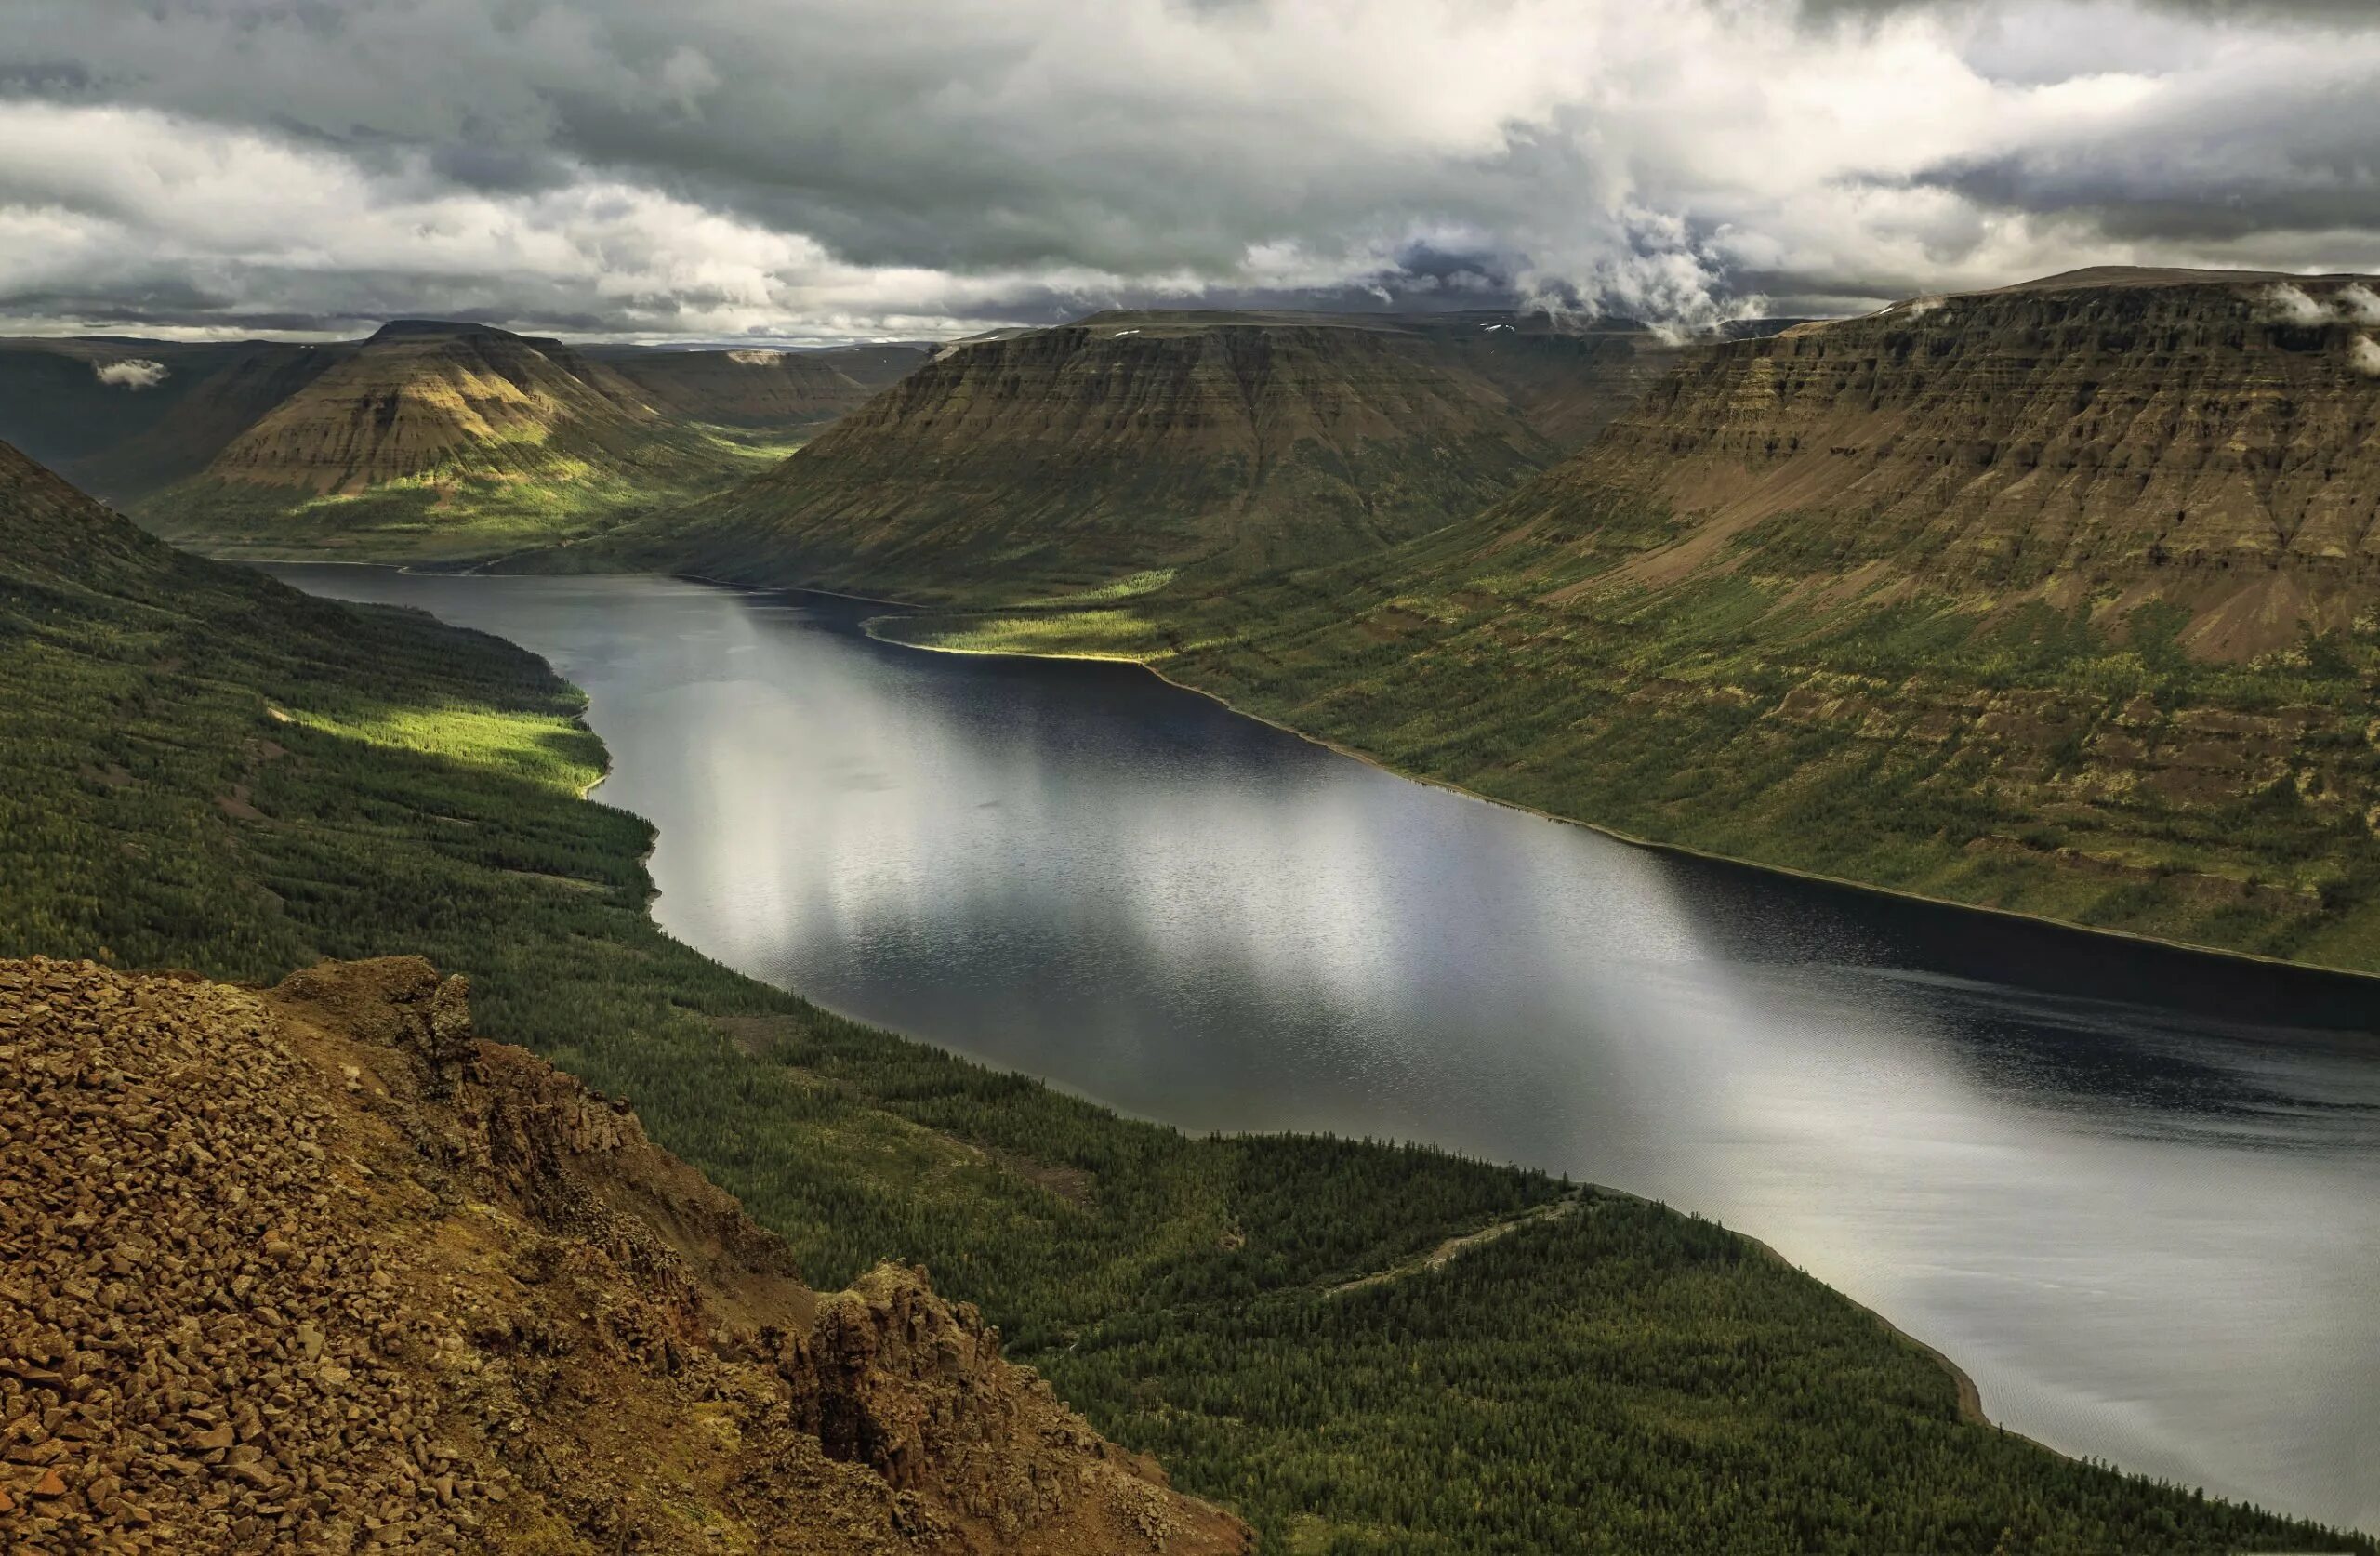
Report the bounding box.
[262,560,2369,1530]
[264,559,2030,1438]
[866,617,2380,995]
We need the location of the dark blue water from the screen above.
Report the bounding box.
[274,566,2380,1534]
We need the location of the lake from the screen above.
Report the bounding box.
[272,565,2380,1534]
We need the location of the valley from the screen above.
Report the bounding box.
[4,437,2365,1550]
[280,563,2380,1536]
[14,5,2380,1549]
[883,270,2380,976]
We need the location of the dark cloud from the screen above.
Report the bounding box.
[3,2,2380,338]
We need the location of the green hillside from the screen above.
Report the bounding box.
[560,311,1663,600]
[126,321,789,562]
[886,270,2380,976]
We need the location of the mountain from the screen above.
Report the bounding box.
[892,268,2380,972]
[571,310,1670,600]
[126,321,737,560]
[0,327,928,564]
[585,342,928,428]
[190,321,669,495]
[0,337,341,505]
[1534,265,2380,657]
[0,954,1245,1552]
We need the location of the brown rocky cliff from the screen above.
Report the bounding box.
[0,956,1249,1554]
[1526,269,2380,656]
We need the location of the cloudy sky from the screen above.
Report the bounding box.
[3,0,2378,342]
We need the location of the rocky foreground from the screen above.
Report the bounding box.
[0,956,1248,1554]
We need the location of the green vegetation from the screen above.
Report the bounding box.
[883,492,2380,976]
[137,423,804,565]
[4,456,2368,1551]
[568,319,1573,603]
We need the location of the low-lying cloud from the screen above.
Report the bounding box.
[2258,283,2333,324]
[3,2,2380,341]
[92,357,167,389]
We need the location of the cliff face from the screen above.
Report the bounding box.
[1527,268,2380,657]
[592,345,927,429]
[0,956,1248,1554]
[605,312,1655,600]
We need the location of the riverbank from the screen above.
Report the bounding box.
[866,612,2380,997]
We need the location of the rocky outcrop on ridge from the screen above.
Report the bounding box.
[0,956,1249,1554]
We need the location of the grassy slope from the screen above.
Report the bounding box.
[135,424,804,565]
[563,321,1562,603]
[884,485,2380,976]
[2,451,2365,1551]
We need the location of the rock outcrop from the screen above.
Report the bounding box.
[0,956,1249,1554]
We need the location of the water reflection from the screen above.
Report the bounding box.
[269,568,2380,1534]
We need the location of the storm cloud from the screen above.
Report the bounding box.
[5,0,2380,340]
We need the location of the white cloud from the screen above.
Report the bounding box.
[2259,283,2332,323]
[92,358,167,389]
[2337,284,2380,323]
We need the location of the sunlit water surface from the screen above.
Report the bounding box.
[274,567,2380,1533]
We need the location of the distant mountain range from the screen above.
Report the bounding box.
[0,323,927,560]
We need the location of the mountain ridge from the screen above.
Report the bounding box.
[886,266,2380,975]
[0,326,929,560]
[563,310,1669,600]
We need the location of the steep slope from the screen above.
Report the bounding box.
[0,955,1247,1553]
[894,269,2380,971]
[86,343,352,503]
[0,336,926,551]
[0,339,341,504]
[126,323,783,562]
[577,311,1657,601]
[1541,266,2380,656]
[183,322,675,496]
[1358,310,1673,448]
[588,343,927,427]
